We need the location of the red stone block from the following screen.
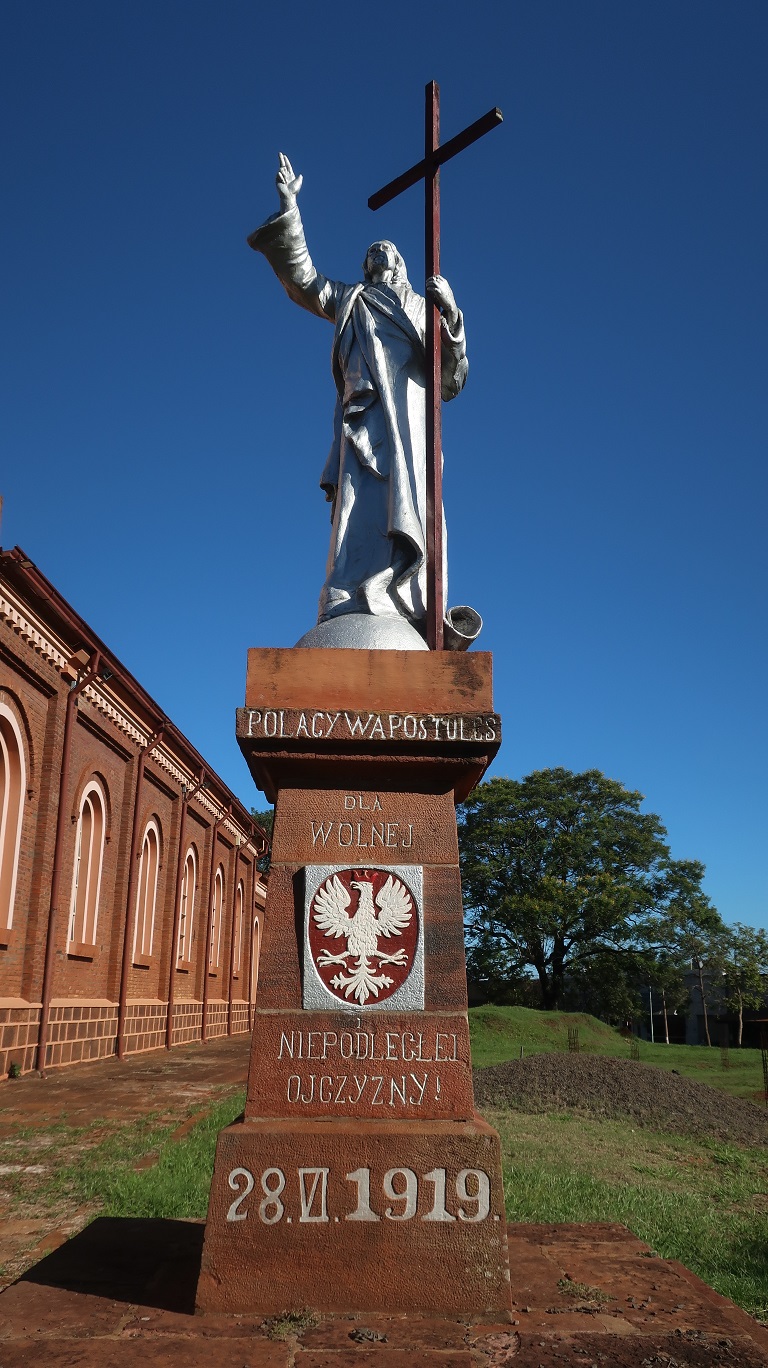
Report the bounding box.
[197,1116,511,1316]
[245,647,494,714]
[245,1010,474,1121]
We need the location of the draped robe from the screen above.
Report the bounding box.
[248,204,468,629]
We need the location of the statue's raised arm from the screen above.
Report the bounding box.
[247,154,478,650]
[275,152,303,212]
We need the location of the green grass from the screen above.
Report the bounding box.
[8,1006,766,1324]
[469,1004,766,1100]
[33,1092,246,1219]
[487,1106,768,1321]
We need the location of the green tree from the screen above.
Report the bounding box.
[648,951,691,1044]
[722,923,768,1046]
[458,769,720,1012]
[662,906,727,1046]
[251,807,273,874]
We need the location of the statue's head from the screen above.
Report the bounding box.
[362,240,409,288]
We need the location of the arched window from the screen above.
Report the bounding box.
[209,864,224,968]
[233,879,245,974]
[133,819,161,960]
[177,845,197,965]
[68,779,107,949]
[0,705,26,933]
[250,915,261,1001]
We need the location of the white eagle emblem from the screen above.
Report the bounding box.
[312,873,414,1005]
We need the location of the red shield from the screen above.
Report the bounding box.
[308,867,419,1006]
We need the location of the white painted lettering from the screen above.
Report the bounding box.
[390,1076,407,1106]
[345,1167,380,1222]
[226,1168,254,1222]
[344,712,370,737]
[408,1072,428,1105]
[349,1075,368,1104]
[278,1031,295,1059]
[258,1168,285,1224]
[299,1167,329,1222]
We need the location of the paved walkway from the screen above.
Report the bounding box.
[0,1036,251,1286]
[0,1034,251,1135]
[1,1040,767,1365]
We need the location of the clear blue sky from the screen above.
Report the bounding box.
[2,2,765,930]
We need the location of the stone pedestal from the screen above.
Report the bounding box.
[196,648,512,1317]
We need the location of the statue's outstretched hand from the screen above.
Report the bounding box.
[276,152,303,211]
[426,275,459,329]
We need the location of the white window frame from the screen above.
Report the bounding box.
[67,778,107,948]
[177,845,197,965]
[133,818,161,960]
[210,864,224,968]
[233,879,245,974]
[0,704,26,932]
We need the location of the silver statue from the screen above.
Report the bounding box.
[248,154,480,650]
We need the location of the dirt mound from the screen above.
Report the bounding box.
[473,1053,768,1145]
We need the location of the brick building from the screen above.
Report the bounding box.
[0,546,268,1078]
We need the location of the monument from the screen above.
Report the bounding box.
[196,83,512,1317]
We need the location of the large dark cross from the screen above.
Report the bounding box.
[369,81,502,650]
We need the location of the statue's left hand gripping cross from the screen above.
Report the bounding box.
[368,82,503,651]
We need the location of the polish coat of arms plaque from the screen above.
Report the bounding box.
[303,864,424,1011]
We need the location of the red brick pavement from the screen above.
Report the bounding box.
[1,1217,766,1366]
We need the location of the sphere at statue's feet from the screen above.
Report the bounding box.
[295,613,429,650]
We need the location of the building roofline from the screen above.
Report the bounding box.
[0,545,268,855]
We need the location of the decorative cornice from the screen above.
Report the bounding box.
[0,586,261,856]
[0,588,70,675]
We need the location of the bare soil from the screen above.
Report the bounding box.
[473,1053,768,1145]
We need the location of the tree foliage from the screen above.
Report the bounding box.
[722,923,768,1046]
[251,807,274,874]
[458,769,721,1013]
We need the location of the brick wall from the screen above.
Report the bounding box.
[0,550,267,1079]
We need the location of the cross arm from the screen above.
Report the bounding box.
[368,106,503,211]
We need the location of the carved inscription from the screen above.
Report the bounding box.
[225,1165,494,1225]
[310,793,415,852]
[240,708,498,744]
[277,1027,457,1109]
